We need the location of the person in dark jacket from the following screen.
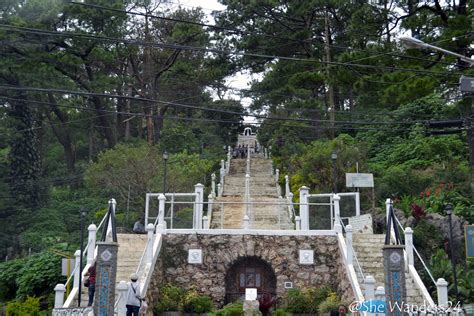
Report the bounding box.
[85,262,96,306]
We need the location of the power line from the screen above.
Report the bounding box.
[0,24,464,77]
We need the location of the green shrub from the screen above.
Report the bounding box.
[270,308,291,316]
[318,292,341,314]
[154,284,186,313]
[184,294,214,313]
[283,286,331,314]
[209,303,244,316]
[6,296,48,316]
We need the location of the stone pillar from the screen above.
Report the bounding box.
[365,275,376,300]
[436,278,448,307]
[285,175,290,198]
[146,224,155,264]
[207,194,213,225]
[299,186,309,230]
[116,280,128,316]
[217,183,222,197]
[355,192,361,216]
[404,227,414,266]
[87,224,97,265]
[158,194,166,227]
[73,250,81,289]
[383,245,407,316]
[295,216,301,230]
[275,169,280,183]
[54,284,66,308]
[333,194,341,228]
[346,224,353,265]
[94,242,119,315]
[211,173,216,198]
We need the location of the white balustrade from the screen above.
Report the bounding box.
[436,278,448,307]
[285,175,290,198]
[87,224,96,265]
[207,194,213,225]
[299,186,309,230]
[243,215,250,230]
[405,227,414,266]
[364,275,376,299]
[333,194,341,229]
[73,250,81,289]
[116,281,128,315]
[217,183,222,197]
[294,216,301,230]
[158,194,166,227]
[54,284,66,308]
[211,173,216,198]
[346,224,353,265]
[203,216,209,229]
[194,183,204,229]
[275,169,279,183]
[145,224,154,264]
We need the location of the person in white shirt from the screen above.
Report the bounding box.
[126,273,142,316]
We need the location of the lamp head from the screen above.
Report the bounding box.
[399,36,427,49]
[163,151,169,161]
[331,152,338,160]
[445,204,453,216]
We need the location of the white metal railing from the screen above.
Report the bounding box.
[385,199,436,306]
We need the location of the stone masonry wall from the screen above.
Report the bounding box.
[147,233,355,309]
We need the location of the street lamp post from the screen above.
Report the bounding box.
[331,152,337,193]
[163,151,169,194]
[445,204,460,303]
[78,208,87,306]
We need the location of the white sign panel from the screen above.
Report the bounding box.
[299,250,314,264]
[346,173,374,188]
[188,249,202,264]
[61,258,75,276]
[245,288,257,301]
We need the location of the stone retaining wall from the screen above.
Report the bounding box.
[147,233,354,309]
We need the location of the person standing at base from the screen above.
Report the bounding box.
[85,262,96,307]
[126,273,142,316]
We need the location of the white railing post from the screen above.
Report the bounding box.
[87,224,97,265]
[287,192,294,218]
[220,160,225,186]
[158,194,166,226]
[217,183,222,197]
[355,192,360,216]
[145,224,154,264]
[285,175,290,198]
[333,194,341,229]
[73,250,81,289]
[365,275,376,300]
[207,194,213,225]
[243,215,250,230]
[211,173,216,198]
[246,155,250,175]
[405,227,414,266]
[295,216,301,230]
[245,174,250,216]
[436,278,449,307]
[275,169,280,183]
[346,224,353,265]
[54,284,66,308]
[375,286,385,316]
[269,146,272,158]
[227,146,231,174]
[299,186,309,230]
[116,280,128,315]
[194,183,204,229]
[203,216,209,229]
[145,193,150,227]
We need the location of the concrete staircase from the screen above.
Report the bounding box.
[352,233,425,306]
[211,156,293,230]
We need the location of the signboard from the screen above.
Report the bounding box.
[245,288,257,301]
[61,258,75,276]
[465,225,474,258]
[460,76,474,93]
[346,173,374,188]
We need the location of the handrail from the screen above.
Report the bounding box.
[413,245,437,286]
[338,217,365,283]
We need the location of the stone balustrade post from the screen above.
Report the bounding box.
[194,183,204,229]
[158,194,166,227]
[146,224,155,264]
[333,194,341,228]
[275,169,280,183]
[295,216,301,230]
[73,250,81,289]
[203,216,209,229]
[285,175,290,198]
[207,194,213,225]
[365,275,376,300]
[116,280,128,315]
[217,183,222,197]
[436,278,448,307]
[243,215,250,229]
[346,224,353,265]
[264,148,268,159]
[405,227,414,266]
[299,186,309,230]
[54,284,66,308]
[87,224,97,265]
[211,173,216,198]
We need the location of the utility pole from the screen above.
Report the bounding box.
[324,10,336,138]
